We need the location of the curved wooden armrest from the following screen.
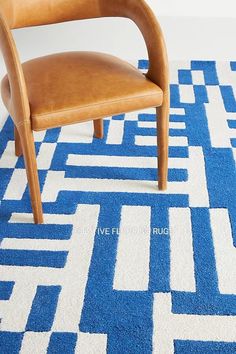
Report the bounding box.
[101,0,169,94]
[0,14,30,126]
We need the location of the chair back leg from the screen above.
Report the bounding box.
[157,95,169,190]
[17,123,44,224]
[93,119,103,139]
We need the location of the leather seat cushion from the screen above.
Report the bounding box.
[1,51,163,131]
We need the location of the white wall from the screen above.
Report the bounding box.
[146,0,236,60]
[9,0,236,67]
[150,0,236,18]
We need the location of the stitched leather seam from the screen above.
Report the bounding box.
[31,92,163,120]
[32,103,163,131]
[33,116,107,131]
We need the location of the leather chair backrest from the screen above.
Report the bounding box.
[0,0,149,29]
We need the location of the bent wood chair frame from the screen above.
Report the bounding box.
[0,0,169,224]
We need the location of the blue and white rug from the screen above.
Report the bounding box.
[0,60,236,353]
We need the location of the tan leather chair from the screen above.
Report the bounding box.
[0,0,169,224]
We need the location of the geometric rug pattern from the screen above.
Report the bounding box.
[0,60,236,353]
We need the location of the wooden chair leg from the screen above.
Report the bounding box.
[157,95,170,190]
[17,123,44,224]
[93,119,103,139]
[14,126,23,157]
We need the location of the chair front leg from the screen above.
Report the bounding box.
[157,94,169,190]
[14,125,23,157]
[93,119,103,139]
[17,123,44,224]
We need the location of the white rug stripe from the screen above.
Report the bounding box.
[124,107,185,117]
[41,172,187,203]
[10,212,79,225]
[135,135,188,146]
[210,209,236,294]
[169,208,196,292]
[123,111,140,121]
[0,281,37,331]
[75,333,107,354]
[170,108,185,115]
[138,121,186,129]
[67,155,188,169]
[33,130,46,142]
[179,85,195,103]
[205,86,232,148]
[52,204,100,332]
[20,332,50,354]
[106,120,124,144]
[187,146,209,207]
[1,238,70,251]
[113,206,151,290]
[229,129,236,139]
[123,107,184,120]
[58,121,93,143]
[0,141,18,168]
[0,112,7,133]
[191,70,205,85]
[0,266,67,285]
[37,143,57,170]
[153,293,236,354]
[3,169,27,200]
[227,113,236,121]
[215,62,236,86]
[233,148,236,164]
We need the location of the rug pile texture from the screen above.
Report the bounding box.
[0,60,236,353]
